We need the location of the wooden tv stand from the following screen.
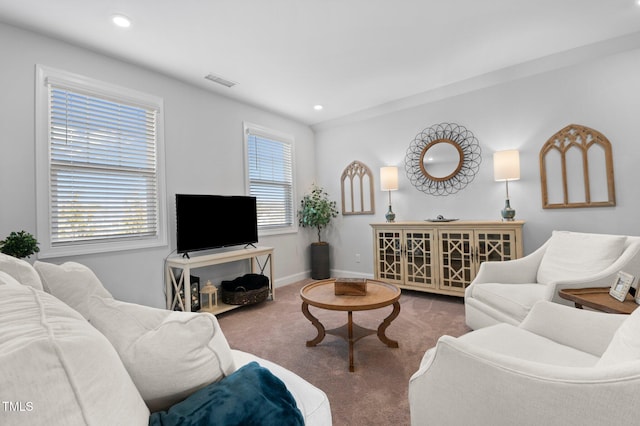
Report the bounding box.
[165,246,274,315]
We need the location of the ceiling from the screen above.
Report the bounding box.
[1,1,640,126]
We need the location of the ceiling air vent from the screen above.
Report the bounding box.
[204,73,237,88]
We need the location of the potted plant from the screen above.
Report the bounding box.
[298,185,339,279]
[0,230,40,259]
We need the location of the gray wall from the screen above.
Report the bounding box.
[0,23,316,307]
[314,42,640,277]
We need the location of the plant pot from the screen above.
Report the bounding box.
[311,242,330,280]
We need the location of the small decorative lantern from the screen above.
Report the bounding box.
[200,280,218,312]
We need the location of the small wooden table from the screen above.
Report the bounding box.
[300,279,401,372]
[558,287,638,314]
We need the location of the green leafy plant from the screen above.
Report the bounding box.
[0,230,40,259]
[298,185,339,243]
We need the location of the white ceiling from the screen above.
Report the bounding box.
[1,0,640,126]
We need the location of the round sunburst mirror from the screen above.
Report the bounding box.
[405,123,482,196]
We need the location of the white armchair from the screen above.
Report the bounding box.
[409,301,640,426]
[465,230,640,329]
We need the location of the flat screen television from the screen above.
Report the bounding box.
[176,194,258,255]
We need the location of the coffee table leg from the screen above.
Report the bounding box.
[348,311,355,372]
[377,301,400,348]
[302,301,325,346]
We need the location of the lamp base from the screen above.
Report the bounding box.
[385,205,396,223]
[501,199,516,221]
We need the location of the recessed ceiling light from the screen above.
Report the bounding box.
[112,14,131,28]
[313,105,323,111]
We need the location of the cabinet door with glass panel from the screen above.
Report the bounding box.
[373,228,437,291]
[438,229,475,294]
[439,228,519,295]
[403,229,437,289]
[373,228,404,285]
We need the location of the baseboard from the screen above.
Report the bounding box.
[274,270,374,287]
[273,271,309,288]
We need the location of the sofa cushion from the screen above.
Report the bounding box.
[0,285,149,426]
[33,261,112,317]
[537,231,626,284]
[34,260,236,412]
[149,361,304,426]
[87,295,236,412]
[470,283,548,323]
[458,323,600,367]
[597,308,640,366]
[0,270,22,287]
[0,252,43,290]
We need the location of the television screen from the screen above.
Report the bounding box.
[176,194,258,254]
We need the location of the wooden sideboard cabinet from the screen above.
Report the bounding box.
[371,221,524,297]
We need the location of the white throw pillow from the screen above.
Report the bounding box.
[536,231,626,284]
[87,295,236,412]
[33,261,112,317]
[597,308,640,366]
[0,285,149,426]
[0,252,43,290]
[34,260,236,411]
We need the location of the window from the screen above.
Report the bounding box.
[244,122,295,235]
[35,65,167,257]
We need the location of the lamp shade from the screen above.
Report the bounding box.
[380,166,398,191]
[493,150,520,181]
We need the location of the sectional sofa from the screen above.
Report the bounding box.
[0,253,331,426]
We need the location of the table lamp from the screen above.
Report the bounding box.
[493,150,520,221]
[380,166,398,223]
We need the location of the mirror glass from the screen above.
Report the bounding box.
[421,140,462,180]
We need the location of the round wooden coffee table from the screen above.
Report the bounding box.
[300,279,401,372]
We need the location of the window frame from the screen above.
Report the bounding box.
[35,65,167,258]
[243,122,297,236]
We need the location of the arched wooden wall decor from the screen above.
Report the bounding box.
[341,160,375,215]
[540,124,615,209]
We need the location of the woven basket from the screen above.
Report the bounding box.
[221,285,269,306]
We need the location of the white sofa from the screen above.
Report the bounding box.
[465,230,640,329]
[409,300,640,426]
[0,254,332,426]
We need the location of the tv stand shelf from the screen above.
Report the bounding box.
[165,246,274,315]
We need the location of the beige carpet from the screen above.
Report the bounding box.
[217,280,471,426]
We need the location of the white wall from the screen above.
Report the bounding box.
[314,43,640,277]
[0,23,316,307]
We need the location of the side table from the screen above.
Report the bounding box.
[558,287,638,314]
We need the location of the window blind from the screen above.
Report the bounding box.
[246,132,294,230]
[48,86,159,245]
